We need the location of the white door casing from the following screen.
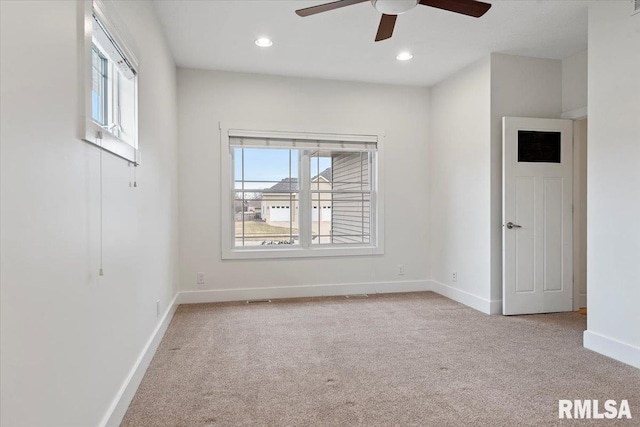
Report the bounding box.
[503,117,573,315]
[572,119,588,310]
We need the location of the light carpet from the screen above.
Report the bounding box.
[122,292,640,426]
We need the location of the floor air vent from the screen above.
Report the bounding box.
[246,299,272,304]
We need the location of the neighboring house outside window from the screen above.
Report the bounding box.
[260,168,333,244]
[328,152,371,245]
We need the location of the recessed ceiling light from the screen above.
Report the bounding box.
[396,52,413,61]
[255,37,273,48]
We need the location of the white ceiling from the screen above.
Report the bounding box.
[153,0,589,87]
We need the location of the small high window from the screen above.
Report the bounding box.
[81,0,139,164]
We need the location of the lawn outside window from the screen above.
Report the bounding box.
[220,125,384,259]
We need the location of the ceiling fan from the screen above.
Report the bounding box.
[295,0,492,42]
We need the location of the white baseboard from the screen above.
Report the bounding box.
[100,294,179,427]
[177,280,505,315]
[583,330,640,369]
[176,280,432,304]
[98,284,640,427]
[98,280,428,427]
[177,280,503,315]
[430,280,502,315]
[98,279,499,427]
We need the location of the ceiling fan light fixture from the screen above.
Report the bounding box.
[396,51,413,61]
[294,0,492,42]
[255,37,273,47]
[371,0,419,15]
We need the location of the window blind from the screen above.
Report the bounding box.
[92,1,138,79]
[229,131,377,152]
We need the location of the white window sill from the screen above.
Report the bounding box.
[222,245,383,260]
[83,119,139,164]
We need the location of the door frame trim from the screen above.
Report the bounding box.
[502,116,575,315]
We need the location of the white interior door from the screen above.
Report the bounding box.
[503,117,573,315]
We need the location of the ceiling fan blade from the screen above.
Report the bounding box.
[419,0,491,18]
[375,14,397,42]
[295,0,369,17]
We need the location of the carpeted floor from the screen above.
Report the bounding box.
[122,292,640,426]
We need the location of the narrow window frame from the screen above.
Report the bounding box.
[79,0,140,164]
[220,123,385,260]
[91,44,109,126]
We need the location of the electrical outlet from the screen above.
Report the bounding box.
[197,272,205,285]
[452,271,457,282]
[156,300,160,317]
[397,264,405,276]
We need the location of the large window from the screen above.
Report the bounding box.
[222,128,383,259]
[81,0,139,164]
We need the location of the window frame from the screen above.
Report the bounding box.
[220,123,385,260]
[91,45,108,126]
[80,0,140,164]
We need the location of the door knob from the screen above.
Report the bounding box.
[506,222,522,229]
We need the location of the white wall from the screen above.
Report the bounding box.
[428,57,493,312]
[561,51,588,310]
[490,53,563,304]
[178,69,430,297]
[428,54,563,314]
[0,1,179,426]
[584,2,640,368]
[562,50,588,115]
